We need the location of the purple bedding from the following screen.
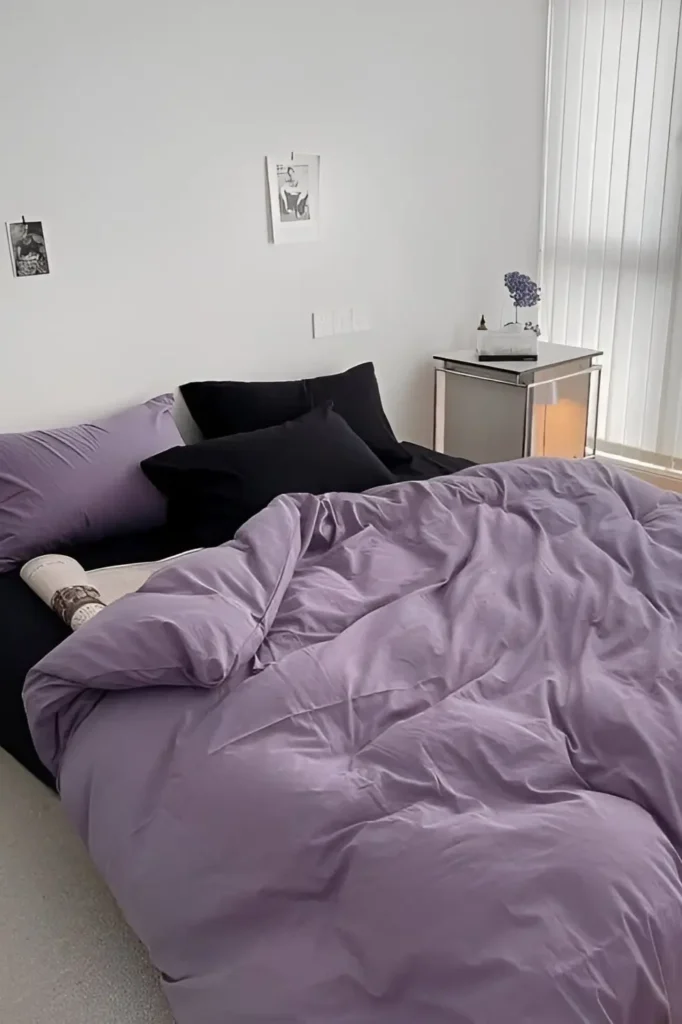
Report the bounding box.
[24,458,682,1023]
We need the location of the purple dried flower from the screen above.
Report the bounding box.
[505,271,541,309]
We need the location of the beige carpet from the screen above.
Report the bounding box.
[0,750,174,1023]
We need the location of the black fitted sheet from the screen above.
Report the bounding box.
[397,442,475,482]
[0,444,473,788]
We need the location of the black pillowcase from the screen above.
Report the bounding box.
[142,405,395,549]
[180,362,411,470]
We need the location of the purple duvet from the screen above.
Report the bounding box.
[24,459,682,1023]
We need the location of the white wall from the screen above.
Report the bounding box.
[0,0,548,443]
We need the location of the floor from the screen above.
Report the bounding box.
[0,750,174,1024]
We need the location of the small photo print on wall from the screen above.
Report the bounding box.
[7,220,50,277]
[278,164,311,223]
[267,154,320,244]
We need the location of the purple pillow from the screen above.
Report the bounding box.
[0,395,183,572]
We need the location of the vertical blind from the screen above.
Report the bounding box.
[542,0,682,465]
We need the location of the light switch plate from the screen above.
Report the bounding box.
[313,311,334,339]
[352,307,371,332]
[333,308,354,335]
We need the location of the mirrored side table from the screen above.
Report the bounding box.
[433,342,603,465]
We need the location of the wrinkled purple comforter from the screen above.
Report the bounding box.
[24,459,682,1023]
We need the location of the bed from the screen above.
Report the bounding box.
[20,454,682,1024]
[8,361,682,1023]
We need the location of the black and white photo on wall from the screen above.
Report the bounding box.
[6,220,50,277]
[278,164,311,222]
[267,154,320,245]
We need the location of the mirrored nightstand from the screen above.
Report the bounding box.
[433,342,603,465]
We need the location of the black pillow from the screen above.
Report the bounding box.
[180,362,411,470]
[141,405,395,548]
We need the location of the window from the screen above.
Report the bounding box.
[542,0,682,467]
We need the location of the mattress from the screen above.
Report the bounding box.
[0,443,471,787]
